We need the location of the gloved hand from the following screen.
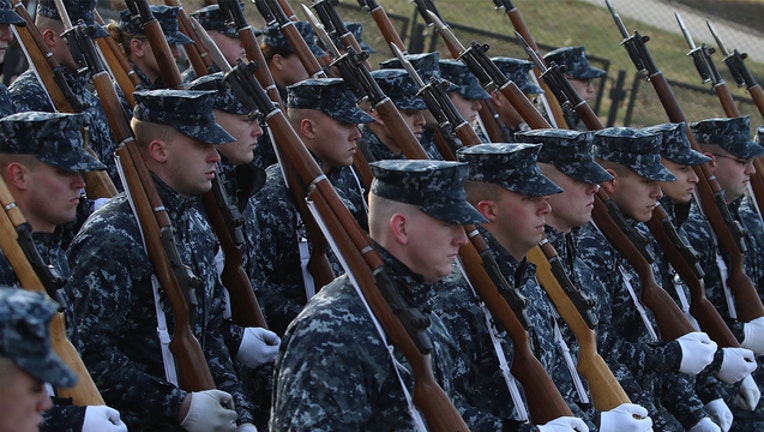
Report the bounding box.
[717,347,756,384]
[180,390,238,432]
[236,423,258,432]
[742,317,764,356]
[82,406,128,432]
[537,416,589,432]
[237,327,281,369]
[704,398,732,432]
[689,417,721,432]
[735,374,762,411]
[599,403,652,432]
[676,332,717,375]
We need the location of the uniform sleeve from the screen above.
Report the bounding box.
[40,405,86,432]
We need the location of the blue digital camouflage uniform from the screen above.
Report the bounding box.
[0,84,15,118]
[9,0,122,190]
[0,0,21,118]
[180,4,242,82]
[66,90,254,430]
[517,127,686,430]
[439,59,492,144]
[251,78,373,336]
[491,57,543,137]
[542,46,605,131]
[271,159,536,431]
[117,5,192,90]
[575,127,712,429]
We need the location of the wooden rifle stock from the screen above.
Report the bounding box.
[93,8,139,106]
[593,190,695,341]
[131,0,185,88]
[646,205,740,347]
[356,0,406,52]
[229,67,468,429]
[162,0,212,76]
[528,243,630,411]
[10,0,117,199]
[0,179,105,405]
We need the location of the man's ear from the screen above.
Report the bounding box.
[146,139,169,163]
[475,200,497,222]
[389,212,409,244]
[601,171,617,194]
[299,117,316,140]
[130,38,146,57]
[6,162,29,190]
[272,54,286,71]
[41,28,57,48]
[704,152,718,173]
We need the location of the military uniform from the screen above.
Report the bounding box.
[491,56,544,138]
[8,0,121,190]
[0,0,22,117]
[439,59,492,144]
[116,5,192,90]
[0,112,112,432]
[67,90,254,430]
[251,78,372,336]
[575,127,719,429]
[270,159,537,431]
[542,46,605,131]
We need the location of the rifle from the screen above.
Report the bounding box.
[311,0,371,70]
[355,0,406,53]
[0,177,105,405]
[225,60,470,430]
[92,8,139,106]
[218,0,283,105]
[676,14,764,221]
[411,1,514,143]
[256,0,327,78]
[162,0,213,77]
[491,0,567,129]
[528,241,631,411]
[9,0,117,199]
[70,10,216,391]
[127,0,184,89]
[607,0,764,322]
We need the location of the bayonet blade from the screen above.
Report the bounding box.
[675,12,697,51]
[706,20,730,57]
[391,42,426,89]
[425,10,466,54]
[301,3,341,59]
[188,15,232,72]
[605,0,630,39]
[515,31,547,72]
[52,0,73,29]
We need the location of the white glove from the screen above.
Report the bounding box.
[717,347,756,384]
[599,403,652,432]
[742,317,764,356]
[537,416,589,432]
[734,374,762,411]
[236,423,258,432]
[237,327,281,369]
[676,332,717,375]
[82,406,128,432]
[704,399,732,432]
[689,417,721,432]
[180,390,238,432]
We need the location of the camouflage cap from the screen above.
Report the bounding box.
[188,72,259,118]
[757,125,764,145]
[491,57,544,95]
[593,127,677,182]
[689,115,764,160]
[642,122,710,166]
[457,143,563,197]
[369,159,487,225]
[346,22,374,54]
[439,59,491,101]
[380,52,442,81]
[287,78,374,124]
[0,111,106,173]
[133,89,235,145]
[543,46,605,80]
[515,128,612,184]
[191,4,237,39]
[37,0,108,38]
[370,69,427,111]
[0,287,77,388]
[0,0,24,26]
[119,5,193,46]
[262,21,327,58]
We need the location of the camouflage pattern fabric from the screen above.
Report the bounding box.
[439,59,491,101]
[0,0,23,26]
[9,69,123,191]
[370,68,427,111]
[642,122,711,166]
[36,0,109,38]
[270,244,532,431]
[0,84,15,118]
[261,21,326,59]
[191,4,239,39]
[543,46,605,80]
[491,57,545,95]
[574,221,710,428]
[592,127,676,182]
[251,160,367,336]
[119,5,192,45]
[286,78,374,125]
[67,177,254,430]
[379,52,443,82]
[690,116,764,159]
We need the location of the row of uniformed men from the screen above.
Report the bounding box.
[1,0,764,431]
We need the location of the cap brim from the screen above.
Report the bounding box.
[572,67,606,80]
[630,163,677,182]
[17,350,78,388]
[737,141,764,160]
[176,122,235,145]
[459,85,491,101]
[0,11,25,26]
[666,150,711,166]
[519,83,545,95]
[92,24,109,39]
[422,199,487,225]
[331,107,374,125]
[510,175,563,197]
[167,32,194,46]
[560,160,613,184]
[394,97,427,112]
[309,45,327,59]
[39,149,107,173]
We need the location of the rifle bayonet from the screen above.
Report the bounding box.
[605,0,629,40]
[706,20,730,57]
[425,10,465,53]
[188,15,232,73]
[675,12,720,85]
